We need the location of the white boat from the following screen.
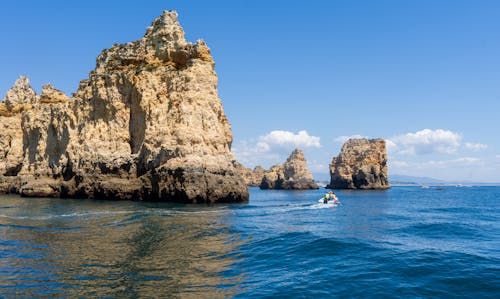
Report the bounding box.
[318,198,340,205]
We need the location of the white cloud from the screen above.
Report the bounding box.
[464,142,488,152]
[334,134,367,143]
[232,139,279,167]
[391,157,481,169]
[390,160,410,168]
[259,130,321,148]
[496,155,500,159]
[434,157,481,165]
[386,139,398,152]
[232,130,321,168]
[388,129,461,155]
[308,161,329,173]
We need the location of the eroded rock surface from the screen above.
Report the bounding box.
[260,149,318,190]
[0,11,248,203]
[234,162,265,187]
[327,138,390,189]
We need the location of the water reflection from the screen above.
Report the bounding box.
[0,196,243,298]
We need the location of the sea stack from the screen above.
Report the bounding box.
[0,11,248,203]
[327,138,390,189]
[260,149,319,190]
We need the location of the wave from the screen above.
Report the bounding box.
[0,210,136,221]
[233,232,500,298]
[235,202,340,218]
[397,222,486,240]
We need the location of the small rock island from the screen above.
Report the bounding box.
[327,138,390,189]
[260,149,319,190]
[0,11,248,203]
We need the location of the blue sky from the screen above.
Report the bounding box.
[1,1,499,182]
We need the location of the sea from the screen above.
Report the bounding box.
[0,186,499,298]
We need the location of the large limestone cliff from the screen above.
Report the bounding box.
[0,11,248,203]
[260,149,318,190]
[327,138,390,190]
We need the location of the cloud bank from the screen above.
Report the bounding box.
[259,130,321,149]
[387,129,493,181]
[388,129,462,155]
[233,130,321,168]
[464,142,488,152]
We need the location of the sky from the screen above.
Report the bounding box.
[1,0,499,182]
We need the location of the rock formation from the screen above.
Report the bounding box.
[233,162,265,187]
[0,77,37,193]
[248,166,266,186]
[260,149,318,190]
[327,138,390,189]
[0,11,248,203]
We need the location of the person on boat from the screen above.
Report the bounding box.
[323,192,330,204]
[329,191,339,204]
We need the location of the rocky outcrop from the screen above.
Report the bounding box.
[234,162,265,187]
[249,166,265,186]
[327,138,390,189]
[0,11,248,203]
[40,84,69,104]
[0,76,36,117]
[0,77,37,183]
[260,149,318,190]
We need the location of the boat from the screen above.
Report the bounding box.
[318,198,340,205]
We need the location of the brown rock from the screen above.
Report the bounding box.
[0,77,38,188]
[249,166,266,186]
[260,149,318,190]
[0,11,248,203]
[234,162,266,187]
[327,138,390,189]
[0,76,36,117]
[40,84,69,103]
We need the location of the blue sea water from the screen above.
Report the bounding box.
[0,186,499,298]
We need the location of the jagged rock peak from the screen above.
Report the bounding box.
[144,10,186,43]
[287,148,306,163]
[92,10,212,74]
[260,149,318,190]
[283,148,314,182]
[40,84,69,104]
[328,138,390,190]
[253,166,265,173]
[2,76,38,108]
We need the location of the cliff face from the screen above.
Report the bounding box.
[0,11,248,203]
[328,138,390,190]
[260,149,318,190]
